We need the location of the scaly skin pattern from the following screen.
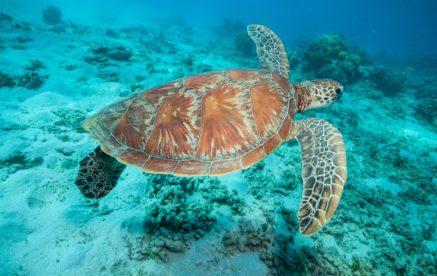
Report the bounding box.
[86,70,297,176]
[294,79,342,111]
[295,118,347,235]
[247,24,290,79]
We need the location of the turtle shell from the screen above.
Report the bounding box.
[86,70,296,176]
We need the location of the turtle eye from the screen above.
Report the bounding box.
[335,88,342,94]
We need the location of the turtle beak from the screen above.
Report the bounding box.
[335,85,344,99]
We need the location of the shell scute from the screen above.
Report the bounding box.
[90,70,294,175]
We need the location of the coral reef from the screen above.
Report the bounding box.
[0,12,13,22]
[414,98,437,126]
[1,66,48,90]
[0,71,16,88]
[142,31,177,54]
[97,69,120,82]
[366,66,407,95]
[303,34,368,83]
[105,28,118,38]
[304,34,347,70]
[15,36,34,44]
[129,175,216,262]
[23,59,46,71]
[85,45,132,66]
[16,72,48,89]
[41,5,63,25]
[51,109,86,132]
[1,151,43,174]
[0,13,435,276]
[413,77,437,99]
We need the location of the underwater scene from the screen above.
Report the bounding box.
[0,0,436,275]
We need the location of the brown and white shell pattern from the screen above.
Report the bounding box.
[86,69,297,176]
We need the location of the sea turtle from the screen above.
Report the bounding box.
[76,24,347,235]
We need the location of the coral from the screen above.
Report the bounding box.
[179,55,194,68]
[0,71,16,88]
[337,51,361,81]
[242,160,299,202]
[105,29,118,38]
[15,72,48,89]
[1,151,43,174]
[142,32,176,54]
[144,184,214,235]
[0,12,13,22]
[193,63,213,73]
[120,25,149,36]
[129,175,216,262]
[41,5,63,25]
[414,78,437,99]
[367,67,407,95]
[23,59,46,71]
[198,178,245,215]
[69,23,90,34]
[15,36,33,44]
[220,216,309,275]
[63,64,78,71]
[130,83,144,93]
[303,34,370,83]
[414,98,437,126]
[107,46,132,61]
[50,25,66,33]
[12,22,32,31]
[304,34,347,70]
[97,69,119,82]
[85,45,132,66]
[349,45,373,65]
[51,109,86,132]
[287,51,300,70]
[222,219,273,253]
[316,64,348,84]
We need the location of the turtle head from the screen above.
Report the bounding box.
[295,79,343,112]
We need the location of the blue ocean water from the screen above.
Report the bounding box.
[0,0,436,275]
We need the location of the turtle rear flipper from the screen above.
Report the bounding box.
[295,118,347,235]
[75,147,126,199]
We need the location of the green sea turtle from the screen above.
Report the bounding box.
[76,24,347,235]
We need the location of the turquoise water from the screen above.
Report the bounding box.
[0,1,436,275]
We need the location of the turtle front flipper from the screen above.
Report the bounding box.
[295,118,347,235]
[247,24,290,78]
[75,146,126,199]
